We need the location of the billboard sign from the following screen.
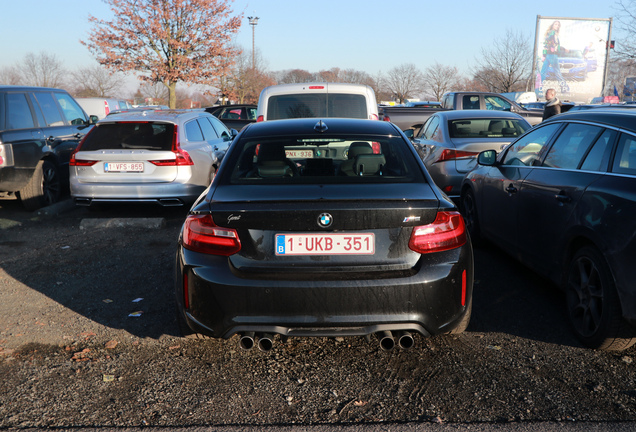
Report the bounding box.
[533,16,612,103]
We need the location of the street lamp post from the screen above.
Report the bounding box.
[247,16,259,69]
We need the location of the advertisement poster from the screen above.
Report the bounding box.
[533,16,612,103]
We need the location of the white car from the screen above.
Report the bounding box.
[76,97,128,120]
[256,82,379,122]
[70,110,235,207]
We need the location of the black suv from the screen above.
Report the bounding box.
[0,86,96,210]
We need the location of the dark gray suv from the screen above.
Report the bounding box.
[0,86,95,210]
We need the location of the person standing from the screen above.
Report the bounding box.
[543,88,562,120]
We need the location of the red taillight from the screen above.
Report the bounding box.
[149,125,194,166]
[69,127,98,166]
[369,113,379,120]
[435,149,478,163]
[104,100,110,116]
[308,86,325,89]
[408,211,467,254]
[257,115,264,122]
[461,269,467,306]
[382,115,391,122]
[69,153,98,166]
[183,272,189,309]
[372,142,381,154]
[182,214,241,256]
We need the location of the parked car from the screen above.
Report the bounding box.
[70,109,235,207]
[567,102,634,111]
[205,104,256,131]
[412,110,531,200]
[590,96,620,104]
[404,101,442,108]
[75,97,128,120]
[175,117,474,351]
[256,82,379,122]
[544,50,588,81]
[460,108,636,350]
[0,86,95,210]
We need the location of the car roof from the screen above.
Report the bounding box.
[260,82,373,97]
[543,108,636,131]
[0,85,67,92]
[239,118,401,138]
[434,110,526,120]
[98,109,209,123]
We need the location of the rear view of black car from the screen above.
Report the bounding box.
[175,118,473,351]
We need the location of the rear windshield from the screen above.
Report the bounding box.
[449,118,529,139]
[80,122,174,151]
[226,135,424,184]
[266,94,368,120]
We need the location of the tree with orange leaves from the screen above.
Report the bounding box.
[83,0,242,108]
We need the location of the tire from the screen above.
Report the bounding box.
[449,296,473,334]
[461,188,482,245]
[565,246,636,350]
[18,160,61,211]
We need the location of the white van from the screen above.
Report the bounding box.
[256,83,379,122]
[75,98,127,120]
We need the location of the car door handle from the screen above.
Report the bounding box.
[505,184,517,194]
[555,192,572,203]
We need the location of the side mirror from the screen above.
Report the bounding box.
[402,129,414,140]
[89,115,99,125]
[477,149,497,166]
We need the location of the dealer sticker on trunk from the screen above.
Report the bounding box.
[275,233,375,255]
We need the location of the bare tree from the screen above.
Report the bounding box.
[614,0,636,62]
[606,55,636,98]
[224,48,275,104]
[383,63,425,104]
[18,52,67,88]
[0,66,22,85]
[422,63,463,101]
[138,82,169,106]
[277,69,315,84]
[72,65,127,98]
[339,68,375,86]
[473,29,533,93]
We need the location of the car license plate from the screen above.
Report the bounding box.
[104,162,144,172]
[275,233,375,255]
[285,150,313,158]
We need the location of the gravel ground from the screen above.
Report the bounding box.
[0,199,635,430]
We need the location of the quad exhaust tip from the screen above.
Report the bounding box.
[238,331,414,352]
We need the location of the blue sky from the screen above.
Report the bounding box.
[0,0,619,77]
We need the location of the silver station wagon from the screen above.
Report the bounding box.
[70,110,235,207]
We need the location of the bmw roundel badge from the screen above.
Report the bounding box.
[318,213,333,228]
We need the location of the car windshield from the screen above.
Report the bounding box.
[80,122,174,151]
[266,94,367,120]
[226,135,424,184]
[448,118,529,139]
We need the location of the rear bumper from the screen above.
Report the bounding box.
[71,181,205,204]
[175,243,474,339]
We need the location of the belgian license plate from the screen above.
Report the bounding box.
[275,233,375,255]
[104,162,144,172]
